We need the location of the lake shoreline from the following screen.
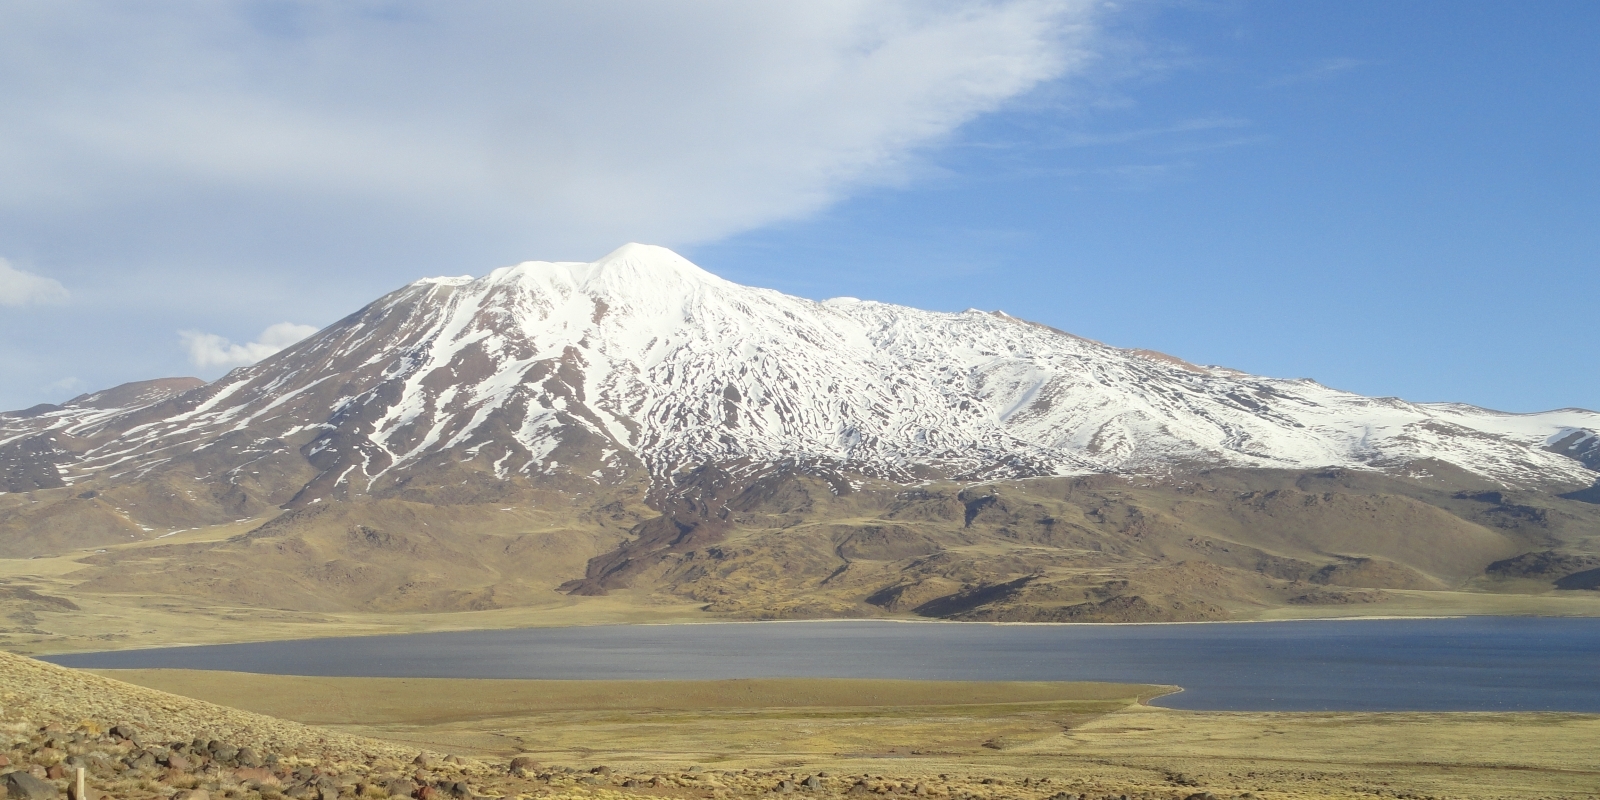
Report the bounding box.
[24,611,1501,656]
[41,616,1600,713]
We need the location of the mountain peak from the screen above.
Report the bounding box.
[410,244,720,295]
[445,244,729,308]
[593,242,699,271]
[7,247,1596,509]
[580,242,725,290]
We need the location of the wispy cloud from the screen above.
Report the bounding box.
[1095,162,1185,191]
[0,258,69,306]
[180,322,318,370]
[1266,57,1370,88]
[1055,117,1253,148]
[1160,134,1273,155]
[44,376,86,395]
[0,2,1108,252]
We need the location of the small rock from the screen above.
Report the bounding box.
[44,766,65,781]
[165,754,191,772]
[1183,794,1218,800]
[234,767,278,786]
[236,748,262,769]
[448,782,471,798]
[412,756,436,770]
[108,727,137,742]
[508,757,538,772]
[413,787,436,800]
[777,779,796,793]
[589,766,610,775]
[176,790,209,800]
[4,772,59,800]
[385,780,416,797]
[913,783,928,796]
[802,776,822,790]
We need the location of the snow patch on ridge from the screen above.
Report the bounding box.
[9,244,1599,499]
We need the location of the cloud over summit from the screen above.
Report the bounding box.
[0,1,1101,252]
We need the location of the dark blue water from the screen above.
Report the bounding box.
[44,617,1600,712]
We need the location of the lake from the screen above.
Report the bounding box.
[43,616,1600,712]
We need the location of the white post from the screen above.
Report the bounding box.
[76,766,85,800]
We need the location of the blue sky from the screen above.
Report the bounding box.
[690,1,1600,412]
[1,1,1595,413]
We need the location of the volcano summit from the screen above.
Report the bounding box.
[2,245,1598,630]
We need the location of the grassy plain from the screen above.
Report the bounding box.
[91,670,1600,800]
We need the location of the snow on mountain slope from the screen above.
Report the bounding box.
[0,378,206,492]
[5,244,1597,502]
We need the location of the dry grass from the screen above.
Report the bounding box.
[0,650,415,761]
[91,670,1600,800]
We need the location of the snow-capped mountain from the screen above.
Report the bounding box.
[3,244,1597,504]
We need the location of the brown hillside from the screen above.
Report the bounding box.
[3,464,1599,652]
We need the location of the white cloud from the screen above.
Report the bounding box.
[45,376,86,394]
[0,1,1103,251]
[180,322,319,370]
[0,258,69,306]
[1266,57,1370,88]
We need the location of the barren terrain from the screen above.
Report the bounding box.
[6,465,1600,655]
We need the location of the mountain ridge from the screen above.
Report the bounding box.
[1,244,1597,634]
[4,244,1596,504]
